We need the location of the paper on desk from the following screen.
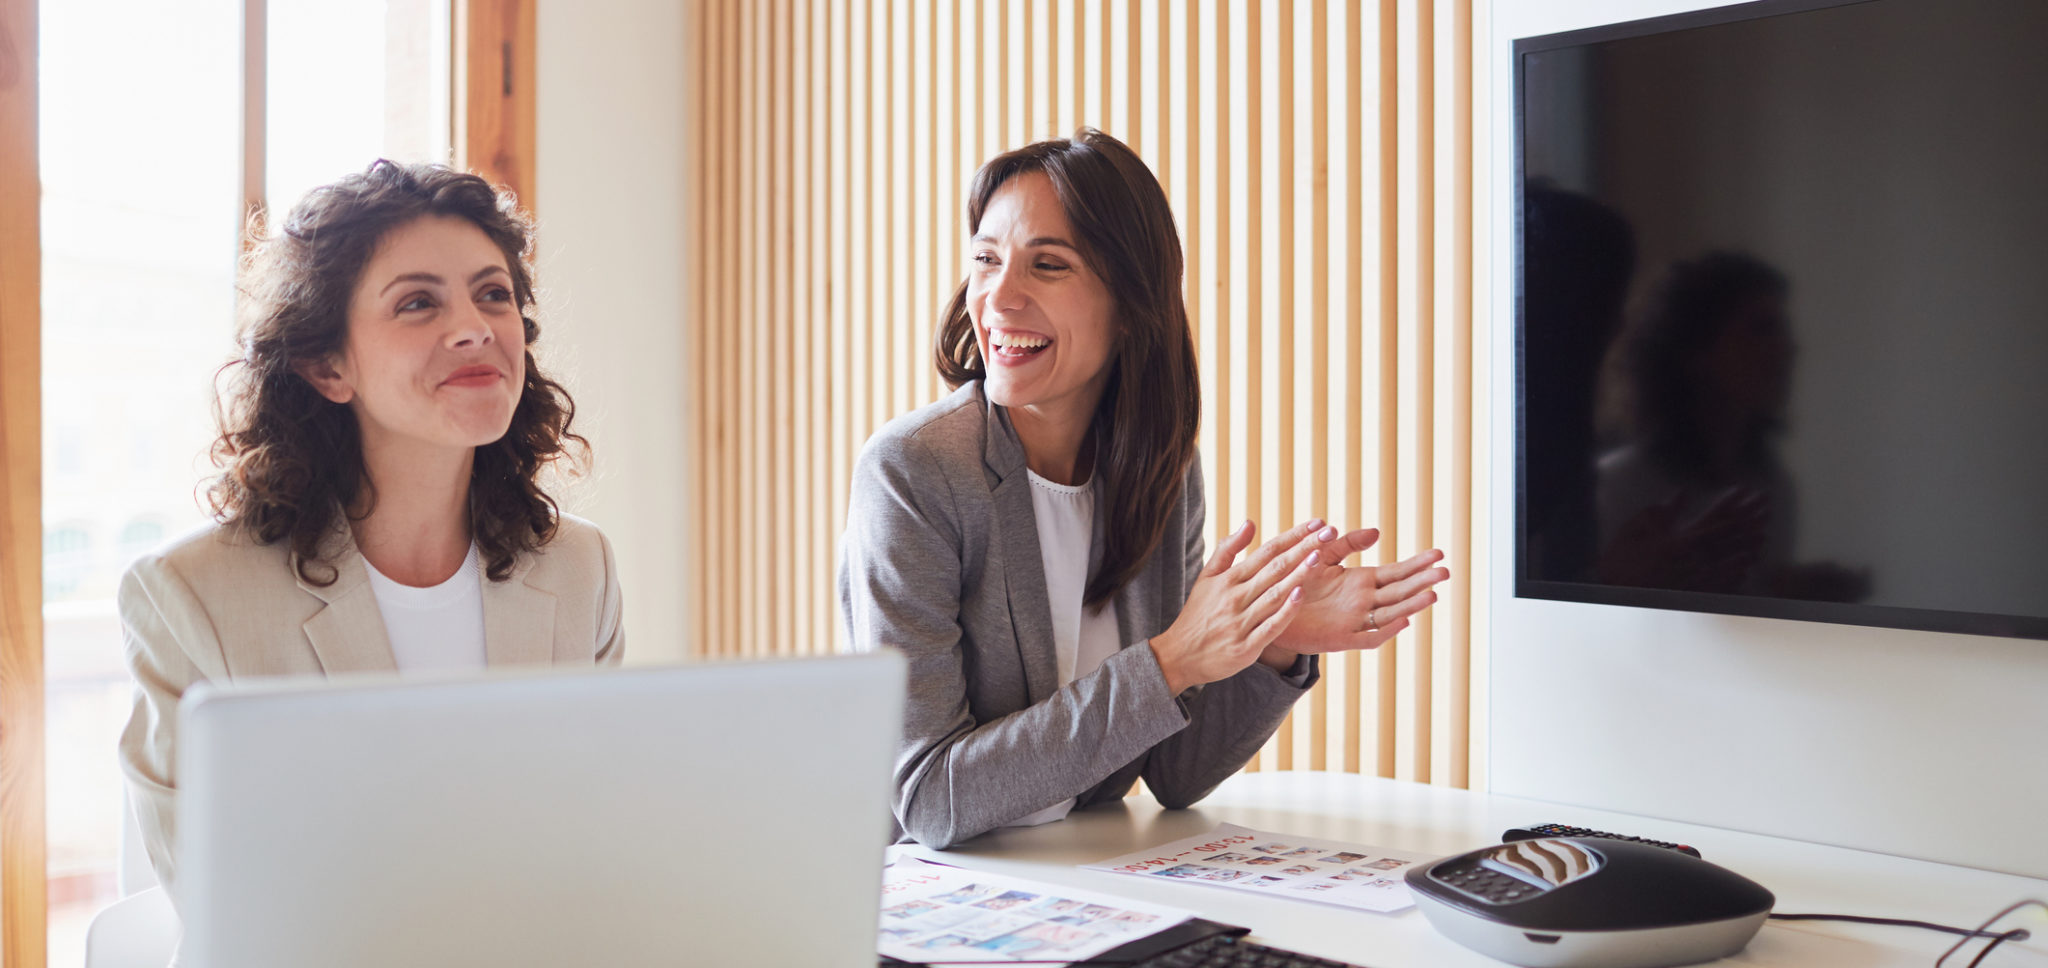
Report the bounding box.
[878,857,1194,965]
[1084,822,1430,914]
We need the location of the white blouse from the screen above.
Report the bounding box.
[1007,469,1123,827]
[363,543,489,675]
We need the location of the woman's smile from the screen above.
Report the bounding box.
[439,363,506,388]
[985,327,1054,365]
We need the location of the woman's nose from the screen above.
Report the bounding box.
[445,299,494,349]
[985,264,1028,313]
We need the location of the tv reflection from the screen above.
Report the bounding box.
[1591,251,1869,601]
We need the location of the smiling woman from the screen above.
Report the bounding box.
[842,130,1449,850]
[117,161,625,897]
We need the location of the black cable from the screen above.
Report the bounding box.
[1936,900,2048,968]
[1769,912,2029,941]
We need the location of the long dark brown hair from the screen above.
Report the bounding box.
[208,160,586,585]
[935,128,1201,608]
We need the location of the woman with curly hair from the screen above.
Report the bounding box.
[118,161,622,894]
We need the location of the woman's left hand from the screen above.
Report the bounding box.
[1262,527,1450,661]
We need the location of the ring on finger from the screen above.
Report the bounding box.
[1367,608,1379,632]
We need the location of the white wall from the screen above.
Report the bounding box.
[1486,0,2048,878]
[533,0,693,664]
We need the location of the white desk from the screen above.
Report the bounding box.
[893,772,2048,967]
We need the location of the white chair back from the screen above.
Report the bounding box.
[117,790,159,896]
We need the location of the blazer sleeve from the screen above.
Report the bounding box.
[116,554,230,903]
[1136,462,1320,809]
[840,431,1193,849]
[593,525,625,666]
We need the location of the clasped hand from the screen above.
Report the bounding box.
[1150,518,1450,695]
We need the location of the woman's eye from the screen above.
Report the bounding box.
[397,294,434,312]
[1036,262,1068,273]
[478,286,513,303]
[972,252,998,267]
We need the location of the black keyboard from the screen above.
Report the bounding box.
[1124,933,1369,967]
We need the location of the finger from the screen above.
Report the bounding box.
[1226,517,1325,582]
[1333,528,1380,564]
[1244,536,1323,602]
[1249,586,1306,648]
[1202,519,1257,578]
[1359,615,1412,648]
[1374,565,1451,605]
[1371,588,1439,627]
[1249,548,1321,625]
[1373,548,1446,585]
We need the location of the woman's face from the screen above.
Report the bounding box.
[303,214,527,455]
[966,172,1117,422]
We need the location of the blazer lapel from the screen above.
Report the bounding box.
[296,531,399,675]
[983,394,1059,704]
[482,554,556,667]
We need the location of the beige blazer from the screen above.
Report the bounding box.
[117,513,624,896]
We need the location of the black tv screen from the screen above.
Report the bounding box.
[1515,0,2048,640]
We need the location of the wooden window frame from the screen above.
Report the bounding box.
[0,1,533,961]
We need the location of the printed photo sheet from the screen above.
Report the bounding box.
[1083,823,1431,914]
[879,857,1194,965]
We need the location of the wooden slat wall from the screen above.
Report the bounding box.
[687,0,1480,785]
[0,0,43,959]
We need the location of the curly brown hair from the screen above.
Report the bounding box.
[207,160,586,585]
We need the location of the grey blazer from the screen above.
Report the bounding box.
[118,513,624,897]
[840,382,1317,848]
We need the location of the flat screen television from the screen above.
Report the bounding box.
[1515,0,2048,640]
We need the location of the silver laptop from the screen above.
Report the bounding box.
[176,652,905,968]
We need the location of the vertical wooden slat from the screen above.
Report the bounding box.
[700,0,717,657]
[1244,0,1282,771]
[1374,0,1401,778]
[851,0,872,565]
[1273,0,1300,768]
[1154,0,1169,196]
[0,0,45,958]
[242,0,267,237]
[729,0,745,654]
[1390,0,1435,781]
[829,0,854,651]
[746,0,764,657]
[688,0,702,657]
[998,0,1009,153]
[778,0,794,654]
[1019,0,1032,143]
[1207,0,1229,641]
[802,0,827,650]
[876,0,895,458]
[702,0,720,657]
[453,0,536,208]
[1344,0,1366,776]
[1307,0,1331,772]
[927,0,943,408]
[1430,0,1473,787]
[1049,0,1061,135]
[786,0,802,654]
[1102,0,1114,133]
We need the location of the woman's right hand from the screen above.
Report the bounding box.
[1149,519,1326,695]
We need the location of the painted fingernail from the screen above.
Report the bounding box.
[1289,587,1303,602]
[1318,526,1338,541]
[1305,550,1320,567]
[1307,518,1326,530]
[1240,519,1254,534]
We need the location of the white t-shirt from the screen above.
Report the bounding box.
[363,543,489,675]
[1007,469,1122,828]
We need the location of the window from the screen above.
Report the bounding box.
[37,1,454,961]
